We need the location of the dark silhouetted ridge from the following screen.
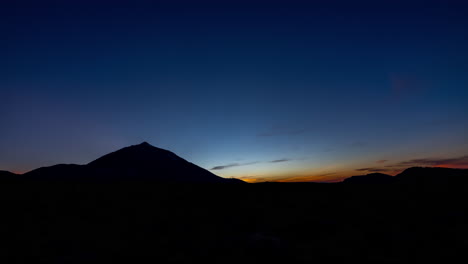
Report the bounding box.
[88,142,184,168]
[342,167,468,185]
[86,142,228,182]
[19,142,244,183]
[0,170,19,183]
[24,164,87,179]
[343,173,394,184]
[0,170,17,178]
[394,167,468,184]
[0,170,15,175]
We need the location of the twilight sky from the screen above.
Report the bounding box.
[1,0,468,182]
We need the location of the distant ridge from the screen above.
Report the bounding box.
[13,142,244,183]
[342,167,468,184]
[342,173,393,184]
[394,167,468,184]
[0,170,17,178]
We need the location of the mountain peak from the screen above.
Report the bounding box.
[126,142,154,149]
[88,142,178,168]
[138,141,152,147]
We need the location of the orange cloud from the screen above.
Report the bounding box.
[393,155,468,169]
[434,164,468,169]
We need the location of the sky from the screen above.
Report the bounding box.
[1,0,468,182]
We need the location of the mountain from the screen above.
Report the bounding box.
[23,164,87,180]
[0,170,17,178]
[21,142,244,183]
[0,170,18,183]
[0,170,15,176]
[342,173,394,184]
[394,167,468,185]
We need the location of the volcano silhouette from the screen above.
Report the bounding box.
[21,142,243,183]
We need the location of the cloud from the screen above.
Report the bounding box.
[211,158,295,170]
[377,155,468,171]
[355,167,389,173]
[210,161,259,170]
[318,172,337,177]
[212,157,297,170]
[394,155,468,168]
[269,158,291,163]
[376,160,388,164]
[211,163,240,170]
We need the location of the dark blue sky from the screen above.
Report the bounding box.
[2,0,468,181]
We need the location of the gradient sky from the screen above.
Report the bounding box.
[1,0,468,182]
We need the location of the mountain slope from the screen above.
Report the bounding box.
[342,173,394,184]
[0,170,15,175]
[24,164,87,180]
[0,170,17,178]
[394,167,468,184]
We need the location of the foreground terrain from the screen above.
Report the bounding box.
[1,181,467,263]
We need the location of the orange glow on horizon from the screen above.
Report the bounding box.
[276,175,346,183]
[235,163,468,183]
[236,172,351,183]
[239,178,264,183]
[435,164,451,168]
[435,164,468,169]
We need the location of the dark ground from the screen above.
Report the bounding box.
[1,181,467,263]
